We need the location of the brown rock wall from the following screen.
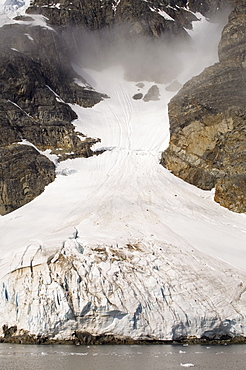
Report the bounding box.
[0,145,55,215]
[162,3,246,213]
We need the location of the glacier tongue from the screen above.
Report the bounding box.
[0,15,246,342]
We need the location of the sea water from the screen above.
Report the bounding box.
[0,343,246,370]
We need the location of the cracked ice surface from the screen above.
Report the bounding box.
[1,238,246,340]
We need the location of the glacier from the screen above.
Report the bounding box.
[0,6,246,343]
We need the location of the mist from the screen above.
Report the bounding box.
[62,25,187,84]
[0,5,231,88]
[62,9,231,87]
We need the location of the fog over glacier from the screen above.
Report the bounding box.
[63,10,229,84]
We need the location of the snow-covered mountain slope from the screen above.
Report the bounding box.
[0,0,30,26]
[0,13,246,343]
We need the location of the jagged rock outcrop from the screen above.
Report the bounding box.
[26,0,189,39]
[26,0,115,29]
[0,22,105,147]
[188,0,234,17]
[162,3,246,213]
[218,2,246,63]
[0,144,55,215]
[26,0,235,35]
[143,85,160,101]
[0,15,106,214]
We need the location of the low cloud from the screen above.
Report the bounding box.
[62,9,230,85]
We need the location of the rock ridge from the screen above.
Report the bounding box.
[0,16,106,214]
[162,3,246,213]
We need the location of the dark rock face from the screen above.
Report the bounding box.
[27,0,115,29]
[0,23,105,147]
[132,93,143,100]
[0,145,55,215]
[188,0,234,16]
[161,4,246,213]
[26,0,235,35]
[114,0,188,39]
[1,324,246,345]
[132,85,160,101]
[2,325,17,339]
[27,0,238,31]
[218,3,246,63]
[143,85,160,102]
[26,0,190,39]
[0,18,106,215]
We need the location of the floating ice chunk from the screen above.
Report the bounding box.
[180,364,195,368]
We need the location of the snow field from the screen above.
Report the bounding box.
[1,64,245,278]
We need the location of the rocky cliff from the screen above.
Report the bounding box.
[162,3,246,213]
[26,0,234,31]
[188,0,233,16]
[0,11,106,214]
[0,144,55,215]
[26,0,190,37]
